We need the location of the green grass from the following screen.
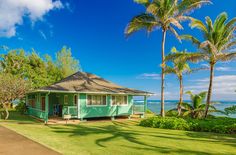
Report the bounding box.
[1,111,236,155]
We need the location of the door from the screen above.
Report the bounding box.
[41,97,45,111]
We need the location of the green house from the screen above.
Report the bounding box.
[26,71,152,123]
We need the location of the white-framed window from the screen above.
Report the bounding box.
[87,95,107,106]
[111,95,128,106]
[64,95,68,105]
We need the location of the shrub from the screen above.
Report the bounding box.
[15,100,27,114]
[140,116,236,134]
[140,116,190,130]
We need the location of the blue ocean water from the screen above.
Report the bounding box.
[134,100,236,118]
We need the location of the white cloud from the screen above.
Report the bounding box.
[185,75,236,100]
[200,64,236,72]
[215,67,236,71]
[39,30,47,40]
[137,73,160,80]
[0,0,64,37]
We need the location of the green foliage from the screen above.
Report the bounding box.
[224,105,236,115]
[125,0,211,36]
[180,91,218,118]
[15,100,27,114]
[56,46,80,78]
[140,116,190,130]
[145,109,154,114]
[140,116,236,134]
[0,46,81,89]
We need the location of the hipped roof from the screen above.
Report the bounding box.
[31,71,153,96]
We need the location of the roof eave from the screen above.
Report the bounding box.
[27,89,154,96]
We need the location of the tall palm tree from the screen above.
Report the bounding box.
[179,12,236,118]
[125,0,211,117]
[165,47,191,115]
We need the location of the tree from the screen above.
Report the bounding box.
[182,91,217,118]
[125,0,211,117]
[0,74,30,119]
[165,47,191,115]
[55,46,81,78]
[180,12,236,117]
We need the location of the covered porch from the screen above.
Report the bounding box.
[26,91,148,123]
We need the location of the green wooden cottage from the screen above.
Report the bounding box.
[26,71,152,123]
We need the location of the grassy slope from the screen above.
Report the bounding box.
[1,112,236,155]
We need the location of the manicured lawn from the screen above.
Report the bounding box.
[1,112,236,155]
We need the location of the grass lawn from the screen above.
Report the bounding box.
[1,112,236,155]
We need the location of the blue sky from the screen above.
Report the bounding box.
[0,0,236,100]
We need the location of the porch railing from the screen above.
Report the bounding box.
[133,105,145,114]
[28,107,47,121]
[62,106,78,118]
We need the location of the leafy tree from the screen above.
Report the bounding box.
[182,91,217,118]
[165,47,191,115]
[55,46,80,78]
[180,12,236,117]
[0,46,81,89]
[125,0,211,117]
[0,74,30,119]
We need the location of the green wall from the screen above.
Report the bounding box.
[27,92,134,119]
[79,94,133,119]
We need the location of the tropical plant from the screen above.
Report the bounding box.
[125,0,211,117]
[224,105,236,115]
[179,12,236,117]
[182,91,217,118]
[165,47,191,115]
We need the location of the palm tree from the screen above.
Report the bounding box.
[182,91,217,118]
[165,47,191,115]
[180,12,236,117]
[125,0,211,117]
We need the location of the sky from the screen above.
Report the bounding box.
[0,0,236,101]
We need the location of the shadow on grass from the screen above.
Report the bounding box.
[47,121,236,155]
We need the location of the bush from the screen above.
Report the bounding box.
[15,100,27,114]
[140,116,190,130]
[140,116,236,134]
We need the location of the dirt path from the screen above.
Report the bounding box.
[0,125,61,155]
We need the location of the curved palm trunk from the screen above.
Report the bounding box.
[204,63,215,118]
[178,75,183,116]
[160,30,167,117]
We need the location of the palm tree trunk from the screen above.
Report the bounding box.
[204,63,215,118]
[160,30,167,117]
[178,75,183,116]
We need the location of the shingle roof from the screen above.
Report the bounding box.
[34,71,153,96]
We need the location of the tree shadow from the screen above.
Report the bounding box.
[47,121,232,155]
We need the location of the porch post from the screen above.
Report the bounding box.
[143,95,147,118]
[45,94,49,124]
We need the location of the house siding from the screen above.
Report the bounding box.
[26,92,134,119]
[79,94,133,119]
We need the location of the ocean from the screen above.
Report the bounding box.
[134,100,236,118]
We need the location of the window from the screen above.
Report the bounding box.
[87,95,106,106]
[64,95,68,105]
[74,95,78,105]
[111,96,128,106]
